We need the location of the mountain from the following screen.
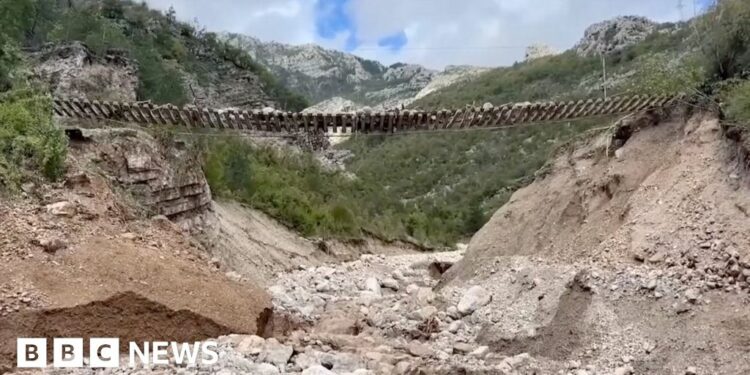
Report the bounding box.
[221,33,488,109]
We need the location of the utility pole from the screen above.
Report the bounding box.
[601,54,608,100]
[677,0,686,21]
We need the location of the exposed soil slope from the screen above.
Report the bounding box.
[451,110,750,275]
[0,132,271,372]
[437,110,750,374]
[201,200,420,285]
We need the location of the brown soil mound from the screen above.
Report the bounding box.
[0,130,272,372]
[447,111,750,283]
[0,292,239,372]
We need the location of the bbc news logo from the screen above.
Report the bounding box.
[17,338,219,368]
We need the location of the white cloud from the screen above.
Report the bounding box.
[145,0,684,69]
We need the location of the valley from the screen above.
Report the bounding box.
[2,0,750,374]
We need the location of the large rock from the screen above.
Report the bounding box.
[364,277,382,296]
[46,201,77,217]
[457,285,492,316]
[259,338,293,367]
[235,335,265,356]
[574,16,657,56]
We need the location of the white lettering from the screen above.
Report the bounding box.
[170,342,200,366]
[16,338,47,368]
[151,341,169,365]
[201,341,219,365]
[128,342,149,368]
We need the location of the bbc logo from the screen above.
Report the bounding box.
[17,338,120,368]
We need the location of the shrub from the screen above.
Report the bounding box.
[724,81,750,127]
[0,91,67,191]
[698,0,750,80]
[624,53,704,95]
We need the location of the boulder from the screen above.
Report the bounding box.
[457,286,492,315]
[259,338,293,367]
[46,201,77,217]
[407,341,432,358]
[382,278,400,291]
[364,277,382,296]
[236,335,265,356]
[33,236,68,253]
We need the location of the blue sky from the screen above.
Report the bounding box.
[145,0,703,69]
[314,0,408,52]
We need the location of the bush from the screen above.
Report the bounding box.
[698,0,750,80]
[0,91,67,191]
[724,81,750,127]
[624,53,704,95]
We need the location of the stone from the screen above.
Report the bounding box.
[46,201,77,217]
[405,284,420,294]
[359,291,381,306]
[615,148,625,159]
[381,278,399,291]
[316,281,332,293]
[470,346,490,359]
[446,306,460,319]
[225,271,242,282]
[302,365,336,375]
[351,370,374,375]
[457,285,491,316]
[126,154,151,172]
[415,288,435,304]
[394,361,412,374]
[236,335,265,355]
[685,366,698,375]
[482,103,494,110]
[33,236,67,253]
[259,338,293,367]
[120,232,137,240]
[251,363,281,375]
[364,277,382,296]
[614,366,634,375]
[447,320,463,333]
[407,341,432,358]
[452,343,474,355]
[684,288,701,304]
[21,182,36,194]
[410,305,437,321]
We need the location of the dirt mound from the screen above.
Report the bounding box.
[0,292,238,372]
[0,128,272,372]
[447,110,750,282]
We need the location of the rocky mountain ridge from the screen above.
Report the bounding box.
[221,33,488,110]
[574,15,659,56]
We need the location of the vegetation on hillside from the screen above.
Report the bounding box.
[201,117,605,247]
[0,90,67,192]
[0,0,308,110]
[412,23,697,109]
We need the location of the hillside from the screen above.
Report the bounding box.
[0,0,308,111]
[222,33,488,109]
[411,19,693,109]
